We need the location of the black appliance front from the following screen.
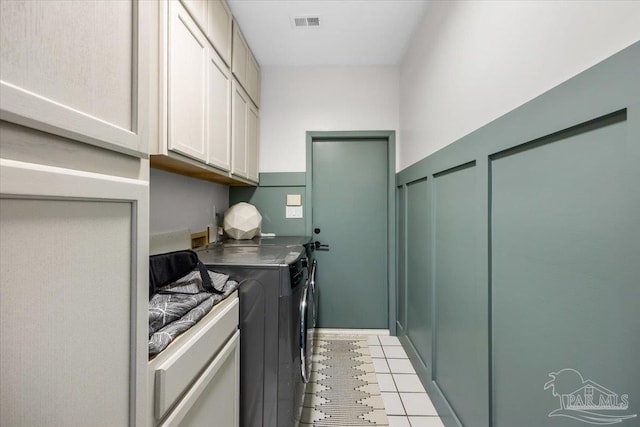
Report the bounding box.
[197,246,308,427]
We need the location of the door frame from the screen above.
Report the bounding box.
[305,130,397,334]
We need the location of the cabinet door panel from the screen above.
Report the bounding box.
[0,0,149,156]
[180,0,207,33]
[0,159,148,427]
[206,50,231,171]
[231,81,247,178]
[1,200,130,426]
[168,2,208,162]
[246,103,259,183]
[207,0,232,66]
[231,23,247,86]
[154,299,239,419]
[177,333,239,427]
[246,53,260,107]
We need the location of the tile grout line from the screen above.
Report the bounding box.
[370,340,444,426]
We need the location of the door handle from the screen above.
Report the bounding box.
[314,241,329,250]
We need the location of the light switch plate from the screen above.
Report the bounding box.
[207,224,216,243]
[286,206,303,218]
[286,194,302,206]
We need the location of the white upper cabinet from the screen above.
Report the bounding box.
[232,22,248,85]
[231,80,248,178]
[180,0,207,31]
[153,0,258,185]
[206,48,232,171]
[165,0,232,171]
[232,21,260,107]
[246,102,259,183]
[207,0,233,66]
[0,0,150,157]
[246,52,261,107]
[231,80,258,184]
[168,1,208,162]
[181,0,232,67]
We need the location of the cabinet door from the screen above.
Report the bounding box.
[168,1,208,162]
[206,48,232,171]
[207,0,232,66]
[231,22,248,88]
[0,0,150,157]
[159,332,240,427]
[231,20,260,107]
[246,52,261,107]
[180,0,207,33]
[231,81,248,178]
[177,333,239,427]
[246,103,259,183]
[0,159,148,427]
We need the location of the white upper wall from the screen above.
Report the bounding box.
[399,0,640,170]
[259,66,399,172]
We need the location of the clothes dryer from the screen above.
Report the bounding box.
[196,245,311,427]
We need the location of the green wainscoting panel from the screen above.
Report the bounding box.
[396,185,407,335]
[229,172,307,236]
[406,178,432,372]
[258,172,306,187]
[433,162,489,427]
[491,111,639,427]
[394,43,639,427]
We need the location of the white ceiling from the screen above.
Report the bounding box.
[226,0,430,67]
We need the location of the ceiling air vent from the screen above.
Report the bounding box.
[291,16,321,28]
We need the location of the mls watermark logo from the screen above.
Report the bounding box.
[544,368,637,425]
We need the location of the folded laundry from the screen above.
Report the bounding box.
[148,269,238,357]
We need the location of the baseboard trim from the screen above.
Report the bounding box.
[315,328,390,336]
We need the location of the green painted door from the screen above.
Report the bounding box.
[312,139,388,329]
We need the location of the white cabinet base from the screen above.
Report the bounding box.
[161,332,239,427]
[0,159,148,427]
[148,292,240,427]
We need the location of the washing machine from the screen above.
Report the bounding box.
[220,235,319,330]
[219,234,320,329]
[196,244,312,427]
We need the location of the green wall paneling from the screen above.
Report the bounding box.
[229,172,307,236]
[406,178,432,369]
[433,161,489,427]
[490,109,639,426]
[395,42,640,427]
[396,184,407,336]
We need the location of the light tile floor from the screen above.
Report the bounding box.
[367,335,445,427]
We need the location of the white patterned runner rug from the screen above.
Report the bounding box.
[300,334,388,426]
